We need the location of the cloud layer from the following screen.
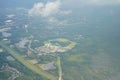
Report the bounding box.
[28,0,70,17]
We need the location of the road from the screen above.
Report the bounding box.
[57,56,62,80]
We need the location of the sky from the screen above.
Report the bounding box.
[1,0,120,8]
[1,0,120,27]
[27,0,120,19]
[62,0,120,6]
[28,0,120,16]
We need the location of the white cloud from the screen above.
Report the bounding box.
[43,1,60,17]
[47,17,68,25]
[28,0,70,17]
[5,20,13,25]
[6,14,15,18]
[48,17,58,23]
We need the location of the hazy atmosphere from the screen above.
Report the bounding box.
[0,0,120,80]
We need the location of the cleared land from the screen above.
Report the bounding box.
[45,38,77,50]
